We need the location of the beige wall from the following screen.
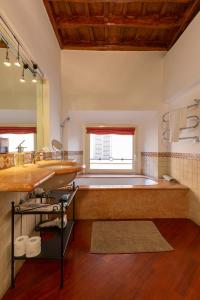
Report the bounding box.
[61,51,165,112]
[0,0,62,145]
[164,12,200,102]
[67,110,158,151]
[61,51,164,158]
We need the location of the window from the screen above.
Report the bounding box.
[85,126,136,172]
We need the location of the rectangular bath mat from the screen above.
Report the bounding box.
[91,221,173,254]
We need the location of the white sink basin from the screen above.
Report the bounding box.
[37,160,82,191]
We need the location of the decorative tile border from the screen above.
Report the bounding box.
[67,151,83,156]
[141,152,200,160]
[1,151,199,170]
[141,152,159,157]
[0,153,15,169]
[0,150,84,169]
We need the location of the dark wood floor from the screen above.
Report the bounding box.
[3,219,200,300]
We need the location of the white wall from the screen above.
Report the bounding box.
[67,110,158,152]
[164,12,200,153]
[0,0,62,144]
[61,51,164,112]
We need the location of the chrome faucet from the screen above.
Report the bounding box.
[16,140,26,153]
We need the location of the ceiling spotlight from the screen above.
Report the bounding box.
[3,47,11,67]
[20,63,28,83]
[32,63,38,83]
[14,43,21,67]
[32,72,37,83]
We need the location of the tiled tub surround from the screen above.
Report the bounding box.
[75,182,189,220]
[141,152,169,179]
[67,151,83,165]
[142,152,200,225]
[169,154,200,225]
[141,152,158,178]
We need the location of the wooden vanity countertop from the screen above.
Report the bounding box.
[0,164,54,192]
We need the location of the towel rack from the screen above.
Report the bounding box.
[162,114,200,130]
[179,136,200,142]
[162,112,169,123]
[187,98,200,109]
[161,99,200,142]
[162,99,200,123]
[162,129,170,141]
[162,129,200,142]
[180,115,200,130]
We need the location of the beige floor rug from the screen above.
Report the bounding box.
[91,221,173,254]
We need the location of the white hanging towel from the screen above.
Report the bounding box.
[169,108,187,142]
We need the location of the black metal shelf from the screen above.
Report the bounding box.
[11,183,78,289]
[14,186,79,215]
[14,221,74,260]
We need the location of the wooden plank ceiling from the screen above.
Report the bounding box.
[0,40,6,48]
[43,0,200,50]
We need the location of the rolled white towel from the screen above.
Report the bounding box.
[39,215,67,229]
[162,175,177,182]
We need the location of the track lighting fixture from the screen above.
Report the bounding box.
[32,72,37,83]
[3,47,11,67]
[14,42,21,67]
[20,63,28,83]
[1,33,41,82]
[32,63,38,83]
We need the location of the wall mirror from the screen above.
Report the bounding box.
[0,16,44,153]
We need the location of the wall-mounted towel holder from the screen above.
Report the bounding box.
[162,99,200,142]
[179,136,200,142]
[162,99,200,123]
[180,115,200,130]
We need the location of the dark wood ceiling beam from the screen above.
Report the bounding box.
[57,16,182,29]
[62,42,167,51]
[62,39,167,50]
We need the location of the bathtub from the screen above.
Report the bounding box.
[74,174,189,220]
[75,175,157,187]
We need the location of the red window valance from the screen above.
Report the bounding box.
[86,127,135,135]
[0,127,37,134]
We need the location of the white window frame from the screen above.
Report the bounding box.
[83,124,139,174]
